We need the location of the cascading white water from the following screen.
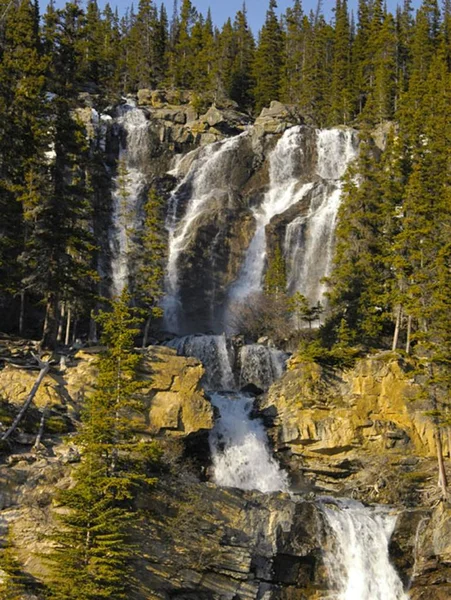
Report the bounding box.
[110,101,149,296]
[239,344,287,391]
[322,500,408,600]
[226,127,357,325]
[284,129,358,306]
[167,334,235,391]
[166,334,287,392]
[227,127,314,307]
[209,392,289,493]
[163,133,248,332]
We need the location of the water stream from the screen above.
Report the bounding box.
[178,333,408,598]
[110,101,149,296]
[322,499,408,600]
[163,133,248,332]
[209,392,289,493]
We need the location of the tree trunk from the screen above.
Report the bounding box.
[65,305,71,346]
[436,426,448,499]
[88,310,97,343]
[406,315,412,354]
[392,305,402,351]
[34,405,49,449]
[2,359,50,441]
[72,319,78,344]
[42,294,59,349]
[57,302,65,343]
[19,291,25,336]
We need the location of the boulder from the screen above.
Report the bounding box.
[0,364,61,408]
[254,101,303,136]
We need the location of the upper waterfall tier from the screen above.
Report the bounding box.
[162,124,358,335]
[109,101,150,297]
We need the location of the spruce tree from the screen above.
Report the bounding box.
[330,0,353,124]
[230,4,255,109]
[47,290,160,600]
[253,0,284,112]
[134,188,167,347]
[264,244,287,297]
[281,0,305,105]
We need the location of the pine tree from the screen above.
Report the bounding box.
[230,4,255,108]
[326,129,394,346]
[281,0,304,105]
[126,0,160,90]
[172,0,197,88]
[330,0,353,124]
[0,533,29,599]
[134,188,167,347]
[253,0,284,112]
[264,244,287,297]
[47,290,160,599]
[0,0,50,331]
[362,11,397,124]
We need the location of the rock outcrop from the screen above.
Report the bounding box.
[0,346,213,442]
[259,353,446,503]
[253,352,451,599]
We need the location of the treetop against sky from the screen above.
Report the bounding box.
[46,0,424,33]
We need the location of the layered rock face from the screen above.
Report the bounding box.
[79,94,358,334]
[256,352,451,599]
[2,344,451,598]
[259,353,442,501]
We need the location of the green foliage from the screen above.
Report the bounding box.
[0,533,30,599]
[288,292,323,330]
[47,290,160,599]
[253,0,284,112]
[264,244,287,297]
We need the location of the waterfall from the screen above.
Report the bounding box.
[209,392,289,493]
[322,500,408,600]
[226,127,357,324]
[167,334,235,391]
[284,129,358,306]
[239,344,287,391]
[163,133,248,333]
[166,334,288,392]
[110,101,149,296]
[227,127,314,308]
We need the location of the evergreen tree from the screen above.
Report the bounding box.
[330,0,353,124]
[253,0,284,112]
[0,0,50,331]
[326,129,394,345]
[134,188,167,347]
[264,244,287,297]
[0,533,29,599]
[126,0,160,90]
[47,290,160,599]
[230,4,255,108]
[281,0,304,105]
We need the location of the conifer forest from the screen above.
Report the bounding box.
[0,0,451,599]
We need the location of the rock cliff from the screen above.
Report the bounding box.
[1,346,451,599]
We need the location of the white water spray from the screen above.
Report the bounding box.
[163,133,248,332]
[110,102,149,296]
[228,127,314,307]
[285,129,358,305]
[227,127,357,322]
[167,334,235,391]
[322,500,408,600]
[209,392,289,493]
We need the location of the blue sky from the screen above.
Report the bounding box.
[46,0,424,32]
